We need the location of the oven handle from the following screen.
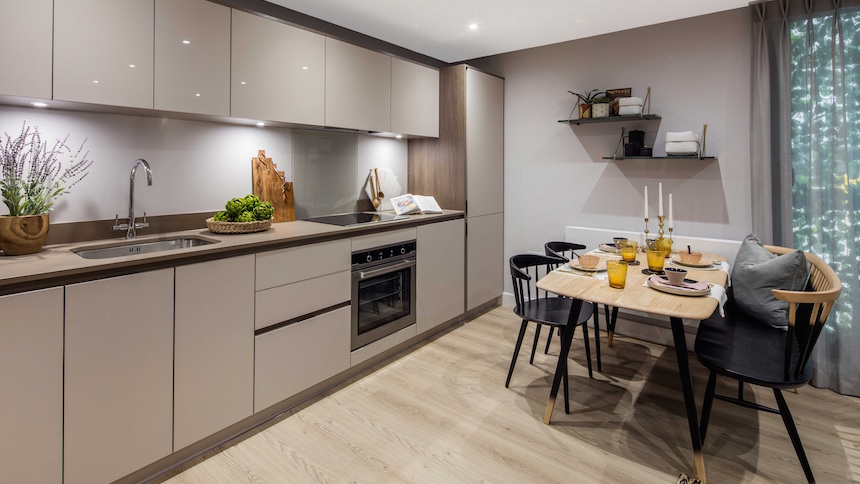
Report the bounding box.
[358,258,416,280]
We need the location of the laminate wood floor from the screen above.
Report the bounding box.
[157,307,860,483]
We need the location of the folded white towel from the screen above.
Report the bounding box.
[665,131,699,143]
[619,105,642,116]
[618,97,643,107]
[665,141,700,155]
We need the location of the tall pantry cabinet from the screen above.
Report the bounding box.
[408,65,504,311]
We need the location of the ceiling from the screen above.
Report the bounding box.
[263,0,750,63]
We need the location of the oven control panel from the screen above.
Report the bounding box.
[352,241,416,266]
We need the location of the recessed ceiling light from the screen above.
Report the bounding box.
[30,102,49,108]
[195,93,201,97]
[240,81,247,85]
[182,40,191,44]
[256,122,266,127]
[93,80,99,84]
[302,66,309,70]
[395,134,403,139]
[469,23,478,30]
[129,64,136,68]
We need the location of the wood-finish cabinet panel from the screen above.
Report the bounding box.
[64,269,174,484]
[0,287,63,483]
[255,270,350,330]
[254,306,350,412]
[54,0,155,109]
[255,239,350,291]
[391,58,439,138]
[0,0,52,99]
[465,68,504,217]
[417,219,464,333]
[155,0,230,116]
[231,9,325,125]
[466,212,504,311]
[325,38,391,132]
[175,255,254,450]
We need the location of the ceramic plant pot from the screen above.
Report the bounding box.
[578,103,592,119]
[592,103,610,118]
[0,213,50,255]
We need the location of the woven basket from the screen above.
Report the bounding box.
[206,217,272,234]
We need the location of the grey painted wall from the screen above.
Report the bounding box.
[469,8,752,271]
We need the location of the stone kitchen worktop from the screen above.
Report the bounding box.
[0,210,463,295]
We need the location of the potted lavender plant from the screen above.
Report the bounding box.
[0,122,92,255]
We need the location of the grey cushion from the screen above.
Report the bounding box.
[731,234,809,329]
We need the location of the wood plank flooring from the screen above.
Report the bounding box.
[156,307,860,483]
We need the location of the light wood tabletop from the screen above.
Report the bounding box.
[535,251,729,483]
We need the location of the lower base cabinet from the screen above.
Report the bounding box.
[0,287,63,483]
[466,212,504,310]
[255,306,350,412]
[417,219,465,333]
[64,269,174,484]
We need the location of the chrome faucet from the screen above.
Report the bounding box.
[113,159,152,239]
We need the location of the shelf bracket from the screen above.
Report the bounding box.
[699,124,708,159]
[640,86,652,117]
[614,127,626,159]
[568,98,581,122]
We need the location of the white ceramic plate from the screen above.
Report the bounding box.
[598,243,620,254]
[569,261,606,272]
[670,255,715,268]
[647,275,710,297]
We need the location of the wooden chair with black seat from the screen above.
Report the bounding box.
[544,241,603,373]
[507,254,596,413]
[694,243,842,483]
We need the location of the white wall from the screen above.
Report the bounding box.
[469,9,752,269]
[0,107,407,223]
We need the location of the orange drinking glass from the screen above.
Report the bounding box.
[606,260,629,289]
[646,248,665,272]
[620,240,639,263]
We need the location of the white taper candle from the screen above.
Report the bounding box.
[658,183,663,217]
[644,186,648,219]
[669,194,673,229]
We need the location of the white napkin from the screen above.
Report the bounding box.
[665,141,700,155]
[642,278,728,317]
[619,105,643,116]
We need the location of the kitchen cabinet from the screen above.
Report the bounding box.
[408,65,504,310]
[255,306,351,412]
[231,9,325,125]
[417,219,464,333]
[0,287,63,483]
[155,0,230,116]
[325,37,391,132]
[391,58,440,138]
[174,255,254,450]
[64,269,174,484]
[0,0,52,100]
[54,0,155,109]
[255,270,350,330]
[255,239,350,291]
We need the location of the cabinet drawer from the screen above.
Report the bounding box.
[255,270,350,330]
[256,239,350,291]
[351,228,417,252]
[254,306,350,412]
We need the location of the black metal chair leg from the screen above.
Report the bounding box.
[592,304,602,372]
[581,320,593,379]
[529,324,542,364]
[506,320,529,388]
[699,371,717,442]
[774,388,815,483]
[544,327,555,354]
[562,326,574,414]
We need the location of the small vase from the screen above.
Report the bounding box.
[0,213,50,255]
[578,103,592,119]
[592,103,610,118]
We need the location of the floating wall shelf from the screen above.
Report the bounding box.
[558,114,662,125]
[601,155,717,161]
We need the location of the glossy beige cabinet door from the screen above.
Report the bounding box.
[0,287,63,483]
[231,10,325,125]
[155,0,230,115]
[54,0,154,108]
[417,219,464,333]
[467,212,504,310]
[325,38,391,132]
[466,67,504,218]
[0,0,52,99]
[64,269,174,484]
[175,255,254,450]
[391,58,439,138]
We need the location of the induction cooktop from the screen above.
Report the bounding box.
[301,212,408,227]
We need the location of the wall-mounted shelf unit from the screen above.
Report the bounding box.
[602,155,716,160]
[559,114,661,125]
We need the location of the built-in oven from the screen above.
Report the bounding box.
[351,240,417,351]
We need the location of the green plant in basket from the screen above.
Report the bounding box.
[215,194,273,222]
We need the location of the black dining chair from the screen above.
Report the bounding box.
[694,246,842,483]
[544,241,603,372]
[507,254,595,411]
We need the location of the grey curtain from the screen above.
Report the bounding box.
[750,0,860,395]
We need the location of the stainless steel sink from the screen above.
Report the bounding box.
[72,236,218,259]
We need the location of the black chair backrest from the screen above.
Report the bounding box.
[545,241,587,262]
[509,254,566,309]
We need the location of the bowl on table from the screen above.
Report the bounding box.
[613,237,628,247]
[577,254,600,269]
[664,267,688,285]
[679,251,703,264]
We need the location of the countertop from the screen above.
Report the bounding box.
[0,210,464,296]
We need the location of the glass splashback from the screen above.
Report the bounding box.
[292,130,358,218]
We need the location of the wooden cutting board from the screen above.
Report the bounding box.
[251,150,295,222]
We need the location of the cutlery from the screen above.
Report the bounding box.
[375,168,384,200]
[369,170,380,209]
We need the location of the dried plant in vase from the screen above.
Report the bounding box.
[0,121,93,254]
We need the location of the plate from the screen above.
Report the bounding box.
[569,260,606,272]
[670,255,715,268]
[598,243,620,254]
[647,275,710,297]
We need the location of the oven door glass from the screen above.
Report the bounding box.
[356,266,412,337]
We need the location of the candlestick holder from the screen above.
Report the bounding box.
[657,215,664,239]
[643,217,649,240]
[656,215,673,258]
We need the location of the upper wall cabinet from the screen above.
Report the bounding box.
[0,0,52,100]
[54,0,155,109]
[391,58,439,138]
[325,38,391,132]
[231,10,325,125]
[155,0,230,116]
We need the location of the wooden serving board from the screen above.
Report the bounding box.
[251,150,295,222]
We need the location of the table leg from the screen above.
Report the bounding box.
[670,316,706,483]
[607,306,618,347]
[543,298,582,424]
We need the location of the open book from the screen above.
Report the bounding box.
[390,194,443,215]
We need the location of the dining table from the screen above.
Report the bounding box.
[535,249,728,483]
